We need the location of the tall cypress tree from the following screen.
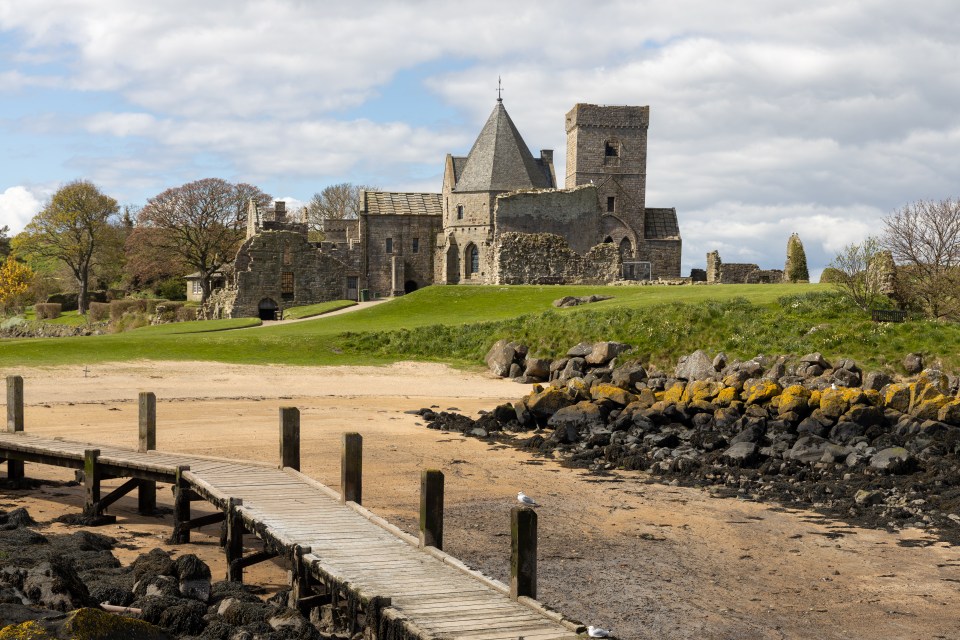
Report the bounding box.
[784,233,809,282]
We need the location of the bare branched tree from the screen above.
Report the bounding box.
[138,178,261,303]
[305,183,378,235]
[882,198,960,319]
[827,237,886,312]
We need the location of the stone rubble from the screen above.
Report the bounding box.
[434,343,960,543]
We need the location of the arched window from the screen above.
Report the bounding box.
[619,237,632,259]
[466,244,479,277]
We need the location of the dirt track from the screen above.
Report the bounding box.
[1,361,957,639]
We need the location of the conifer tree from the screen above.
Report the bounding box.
[784,233,809,282]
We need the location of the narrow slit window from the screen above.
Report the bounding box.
[412,237,420,254]
[385,238,393,254]
[607,196,615,212]
[456,205,464,220]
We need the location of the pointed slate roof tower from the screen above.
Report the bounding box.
[453,100,555,192]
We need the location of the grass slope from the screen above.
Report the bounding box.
[282,300,357,320]
[2,284,957,373]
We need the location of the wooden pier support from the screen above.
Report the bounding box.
[137,392,157,513]
[341,432,362,505]
[511,506,537,600]
[226,498,245,582]
[280,407,300,471]
[6,376,24,483]
[419,469,444,550]
[172,465,192,543]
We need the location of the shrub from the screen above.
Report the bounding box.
[155,277,187,301]
[87,302,110,322]
[109,299,139,321]
[46,292,79,312]
[154,301,185,324]
[176,306,198,322]
[34,303,62,320]
[819,267,843,284]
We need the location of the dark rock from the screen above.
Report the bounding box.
[722,442,759,466]
[833,367,861,387]
[862,371,892,391]
[16,556,96,611]
[796,418,828,438]
[0,508,36,530]
[174,554,211,602]
[132,549,175,582]
[485,339,516,377]
[611,363,647,389]
[508,363,523,379]
[523,358,551,380]
[788,436,831,464]
[800,352,830,369]
[903,353,924,375]
[712,352,727,371]
[585,341,631,366]
[548,401,606,434]
[566,342,594,358]
[870,447,915,474]
[561,357,587,381]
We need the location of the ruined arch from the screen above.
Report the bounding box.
[445,239,460,284]
[619,237,633,259]
[257,298,278,321]
[404,280,419,294]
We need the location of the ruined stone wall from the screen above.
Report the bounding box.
[743,269,784,284]
[362,214,441,296]
[637,238,682,279]
[705,250,782,284]
[494,186,601,255]
[494,232,620,285]
[232,231,347,318]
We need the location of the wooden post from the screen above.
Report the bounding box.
[83,449,101,516]
[341,432,362,505]
[419,469,444,550]
[279,407,300,471]
[137,392,157,513]
[288,544,314,611]
[226,497,244,582]
[6,376,24,482]
[172,465,191,544]
[510,506,537,600]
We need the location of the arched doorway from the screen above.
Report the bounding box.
[258,298,278,321]
[404,280,418,294]
[446,244,460,283]
[465,243,479,279]
[619,237,633,259]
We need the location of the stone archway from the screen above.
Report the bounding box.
[446,244,460,284]
[404,280,418,294]
[257,298,278,321]
[619,237,633,259]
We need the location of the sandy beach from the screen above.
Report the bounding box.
[1,360,957,639]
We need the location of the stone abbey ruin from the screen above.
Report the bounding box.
[213,100,682,319]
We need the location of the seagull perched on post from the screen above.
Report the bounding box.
[517,491,539,507]
[587,625,612,638]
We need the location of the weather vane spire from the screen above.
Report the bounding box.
[497,76,503,103]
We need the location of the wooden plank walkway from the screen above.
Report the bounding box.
[0,430,582,639]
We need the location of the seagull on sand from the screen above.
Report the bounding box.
[587,626,612,638]
[517,491,539,507]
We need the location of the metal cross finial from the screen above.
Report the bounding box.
[497,76,503,103]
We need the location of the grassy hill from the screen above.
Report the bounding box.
[1,283,958,373]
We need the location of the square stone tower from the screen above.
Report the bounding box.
[564,104,649,233]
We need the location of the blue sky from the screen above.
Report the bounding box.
[2,0,960,279]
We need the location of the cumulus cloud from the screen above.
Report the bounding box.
[0,185,46,234]
[2,0,960,274]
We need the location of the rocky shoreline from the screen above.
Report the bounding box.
[420,341,960,544]
[0,507,350,639]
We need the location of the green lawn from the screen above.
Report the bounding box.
[129,318,261,335]
[21,308,89,326]
[2,283,957,374]
[282,300,357,320]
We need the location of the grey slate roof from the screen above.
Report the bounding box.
[644,208,681,239]
[454,102,554,192]
[364,191,443,216]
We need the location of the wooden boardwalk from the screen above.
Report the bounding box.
[0,427,583,639]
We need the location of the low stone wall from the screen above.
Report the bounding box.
[494,232,620,285]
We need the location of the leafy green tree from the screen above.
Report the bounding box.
[13,181,118,313]
[0,225,11,260]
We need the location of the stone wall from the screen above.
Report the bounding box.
[639,238,683,279]
[494,185,600,254]
[362,214,441,296]
[494,232,620,285]
[706,250,782,284]
[233,231,347,318]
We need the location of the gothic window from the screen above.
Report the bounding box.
[605,140,620,157]
[281,272,294,300]
[456,205,464,220]
[412,237,420,254]
[385,238,393,254]
[467,244,479,277]
[607,196,615,213]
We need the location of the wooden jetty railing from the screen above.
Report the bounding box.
[1,375,584,639]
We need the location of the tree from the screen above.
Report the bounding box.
[138,178,267,303]
[305,183,378,235]
[882,198,960,319]
[233,183,273,230]
[827,237,887,312]
[783,233,809,283]
[0,256,33,314]
[13,180,118,313]
[0,226,11,260]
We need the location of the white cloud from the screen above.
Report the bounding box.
[0,185,46,234]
